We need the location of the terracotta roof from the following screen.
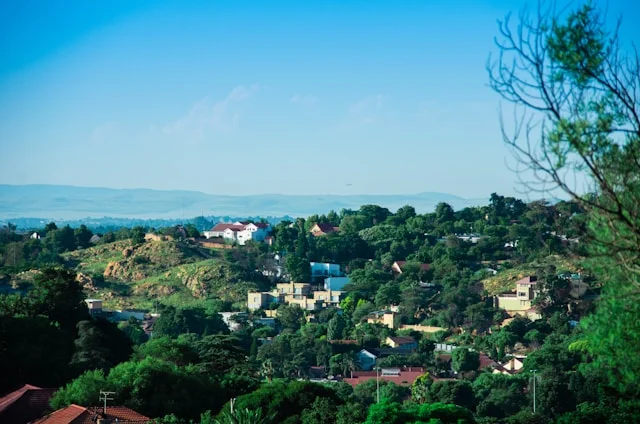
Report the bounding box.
[479,353,497,369]
[210,223,244,232]
[311,223,339,235]
[516,276,538,285]
[388,336,417,345]
[0,384,56,424]
[343,367,427,387]
[33,405,150,424]
[253,222,269,228]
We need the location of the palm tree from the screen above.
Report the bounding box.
[214,407,274,424]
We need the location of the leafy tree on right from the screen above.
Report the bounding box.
[488,0,640,395]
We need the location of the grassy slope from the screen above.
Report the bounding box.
[63,240,254,310]
[482,255,584,295]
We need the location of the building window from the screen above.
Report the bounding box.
[518,292,526,297]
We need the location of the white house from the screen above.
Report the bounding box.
[206,221,271,245]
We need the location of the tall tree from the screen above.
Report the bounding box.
[488,1,640,390]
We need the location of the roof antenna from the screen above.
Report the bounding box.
[99,390,116,415]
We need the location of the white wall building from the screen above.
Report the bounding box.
[206,221,271,245]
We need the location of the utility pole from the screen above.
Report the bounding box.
[99,391,115,415]
[530,369,537,414]
[376,367,380,404]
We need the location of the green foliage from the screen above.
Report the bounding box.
[427,380,476,411]
[70,318,133,374]
[285,254,311,282]
[153,305,228,338]
[452,347,479,373]
[276,304,305,331]
[327,313,346,341]
[365,399,476,424]
[220,380,344,424]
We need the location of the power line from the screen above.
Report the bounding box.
[99,390,116,415]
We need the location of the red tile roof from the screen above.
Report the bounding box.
[343,367,427,387]
[0,384,56,424]
[311,223,339,235]
[388,336,417,346]
[33,405,150,424]
[516,276,538,285]
[479,353,497,369]
[210,223,244,232]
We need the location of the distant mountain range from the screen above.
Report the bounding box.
[0,184,488,220]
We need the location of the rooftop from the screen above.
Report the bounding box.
[33,404,150,424]
[0,384,56,424]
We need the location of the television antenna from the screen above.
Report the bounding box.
[99,390,116,414]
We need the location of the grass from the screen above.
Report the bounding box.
[61,239,258,311]
[482,255,583,295]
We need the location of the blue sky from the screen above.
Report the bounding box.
[1,0,638,198]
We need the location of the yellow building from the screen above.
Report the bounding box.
[276,282,312,296]
[494,276,541,320]
[366,310,398,329]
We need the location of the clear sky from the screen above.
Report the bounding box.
[1,0,638,198]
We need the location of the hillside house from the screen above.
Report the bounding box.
[493,356,525,375]
[276,282,312,296]
[366,310,398,329]
[310,223,339,236]
[247,291,283,311]
[204,221,270,245]
[310,262,342,279]
[285,296,323,311]
[84,299,103,316]
[385,336,418,351]
[391,260,430,274]
[356,349,378,371]
[493,276,541,320]
[313,289,346,307]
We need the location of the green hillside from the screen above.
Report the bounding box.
[62,239,262,311]
[482,255,584,295]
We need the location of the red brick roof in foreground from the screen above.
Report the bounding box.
[342,367,427,387]
[33,404,150,424]
[0,384,56,424]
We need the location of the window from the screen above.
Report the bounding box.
[518,292,527,297]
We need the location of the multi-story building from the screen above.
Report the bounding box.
[313,290,346,307]
[247,291,284,311]
[493,276,541,320]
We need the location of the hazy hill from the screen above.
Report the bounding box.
[0,184,487,219]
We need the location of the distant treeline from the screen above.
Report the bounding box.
[1,215,294,232]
